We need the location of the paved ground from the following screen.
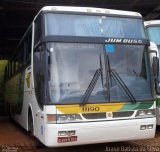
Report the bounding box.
[0,117,160,152]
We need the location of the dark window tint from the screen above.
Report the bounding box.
[34,14,42,45]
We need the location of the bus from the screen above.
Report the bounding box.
[0,60,8,116]
[4,6,157,147]
[145,20,160,125]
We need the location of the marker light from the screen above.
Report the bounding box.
[47,114,56,123]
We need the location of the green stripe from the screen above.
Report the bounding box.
[156,97,160,106]
[120,101,154,111]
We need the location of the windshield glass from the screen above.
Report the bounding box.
[157,46,160,82]
[147,26,160,81]
[147,26,160,45]
[44,13,146,39]
[46,43,153,104]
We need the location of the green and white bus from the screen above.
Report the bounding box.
[145,20,160,125]
[4,6,157,147]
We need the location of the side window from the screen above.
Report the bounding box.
[25,29,32,64]
[34,14,42,46]
[17,42,25,69]
[5,26,32,80]
[27,30,32,62]
[8,62,11,77]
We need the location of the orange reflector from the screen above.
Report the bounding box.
[47,114,56,122]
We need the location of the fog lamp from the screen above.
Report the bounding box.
[147,124,153,129]
[140,125,146,130]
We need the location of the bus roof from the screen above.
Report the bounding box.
[34,6,142,21]
[145,20,160,27]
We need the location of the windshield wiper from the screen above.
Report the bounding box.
[104,53,111,101]
[81,68,102,105]
[111,69,137,102]
[105,54,137,103]
[100,54,104,87]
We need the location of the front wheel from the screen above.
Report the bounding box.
[28,110,44,148]
[28,111,34,136]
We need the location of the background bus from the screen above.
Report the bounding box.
[145,20,160,125]
[0,60,8,116]
[4,6,157,147]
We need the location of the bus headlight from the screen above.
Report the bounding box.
[138,110,146,116]
[136,109,155,118]
[57,114,82,123]
[46,114,82,123]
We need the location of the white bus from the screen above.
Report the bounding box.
[4,6,157,147]
[145,20,160,125]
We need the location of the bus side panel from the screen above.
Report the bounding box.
[13,67,33,130]
[13,66,45,138]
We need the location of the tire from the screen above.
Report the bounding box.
[28,109,44,148]
[28,110,34,136]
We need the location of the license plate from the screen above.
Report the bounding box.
[57,136,77,143]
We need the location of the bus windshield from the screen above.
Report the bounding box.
[146,26,160,82]
[47,43,153,104]
[44,13,146,39]
[147,26,160,45]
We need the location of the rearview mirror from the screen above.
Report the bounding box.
[152,56,159,80]
[152,56,160,94]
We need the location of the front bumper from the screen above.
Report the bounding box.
[43,117,156,147]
